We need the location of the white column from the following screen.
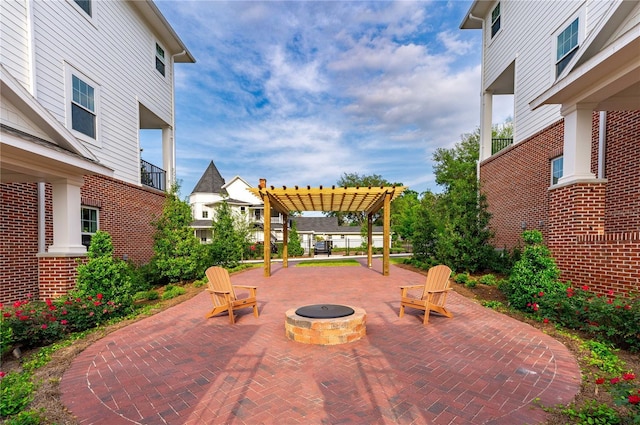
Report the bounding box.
[480,91,493,161]
[559,104,596,185]
[48,178,86,254]
[162,125,175,190]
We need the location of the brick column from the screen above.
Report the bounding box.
[548,182,606,284]
[38,254,87,300]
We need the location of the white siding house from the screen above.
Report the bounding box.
[0,0,194,303]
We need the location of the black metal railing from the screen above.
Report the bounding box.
[491,138,513,155]
[140,159,166,191]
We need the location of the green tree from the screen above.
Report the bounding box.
[287,220,305,257]
[209,201,249,268]
[411,191,440,262]
[75,230,133,307]
[325,172,402,226]
[390,189,420,242]
[151,184,205,283]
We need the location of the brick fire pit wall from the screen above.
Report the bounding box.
[285,306,366,345]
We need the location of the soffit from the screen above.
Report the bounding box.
[248,186,407,216]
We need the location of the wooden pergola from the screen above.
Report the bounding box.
[248,180,406,276]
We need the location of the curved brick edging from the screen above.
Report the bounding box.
[285,306,366,345]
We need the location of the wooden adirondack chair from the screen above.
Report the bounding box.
[205,266,258,324]
[399,264,453,325]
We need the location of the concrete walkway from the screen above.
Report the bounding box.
[60,260,581,424]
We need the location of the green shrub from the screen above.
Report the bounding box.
[454,273,469,284]
[479,274,499,286]
[75,231,133,309]
[161,285,186,300]
[584,341,625,375]
[0,371,34,416]
[3,409,44,424]
[465,279,477,288]
[505,230,566,311]
[560,400,621,425]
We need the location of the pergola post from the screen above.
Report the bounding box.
[367,213,373,268]
[263,195,271,277]
[383,192,391,276]
[282,213,289,268]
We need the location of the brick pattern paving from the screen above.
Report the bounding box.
[60,261,581,424]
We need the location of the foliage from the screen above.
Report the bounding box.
[3,409,44,424]
[161,285,186,300]
[505,230,565,311]
[538,285,640,352]
[152,184,206,283]
[560,400,621,425]
[465,279,477,289]
[287,221,305,257]
[607,373,640,421]
[479,274,499,286]
[1,295,122,349]
[411,191,440,261]
[0,371,34,417]
[325,172,402,226]
[75,231,133,308]
[390,189,420,242]
[453,273,469,284]
[208,201,250,268]
[482,300,504,310]
[584,341,625,376]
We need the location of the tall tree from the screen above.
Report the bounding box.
[152,184,205,283]
[209,201,248,268]
[287,221,304,257]
[325,172,402,226]
[390,189,420,242]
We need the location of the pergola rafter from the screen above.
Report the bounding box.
[248,181,406,276]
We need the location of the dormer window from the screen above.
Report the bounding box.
[491,3,501,38]
[155,43,166,76]
[556,18,579,77]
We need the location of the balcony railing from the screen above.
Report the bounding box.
[141,159,166,191]
[492,138,513,155]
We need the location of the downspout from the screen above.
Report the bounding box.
[169,50,186,187]
[598,111,607,179]
[468,13,485,184]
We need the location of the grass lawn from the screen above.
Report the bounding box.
[295,259,361,267]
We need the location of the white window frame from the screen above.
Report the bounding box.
[551,156,563,186]
[66,0,97,25]
[155,42,166,77]
[202,210,208,219]
[81,206,99,248]
[65,64,101,146]
[552,10,585,79]
[490,2,501,39]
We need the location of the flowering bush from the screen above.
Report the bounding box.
[0,294,124,349]
[596,373,640,422]
[534,285,640,352]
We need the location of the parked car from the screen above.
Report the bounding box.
[314,241,332,256]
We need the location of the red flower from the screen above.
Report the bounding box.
[19,315,30,321]
[61,320,68,325]
[610,377,620,384]
[629,395,640,405]
[41,324,47,330]
[538,291,544,297]
[0,371,5,378]
[543,318,549,324]
[608,290,614,296]
[3,313,11,318]
[624,305,631,310]
[94,301,102,306]
[250,245,256,251]
[13,301,21,308]
[533,304,539,312]
[595,378,605,385]
[607,299,613,304]
[581,285,589,291]
[623,373,636,381]
[97,293,103,300]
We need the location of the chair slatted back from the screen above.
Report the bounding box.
[206,267,237,307]
[421,264,452,304]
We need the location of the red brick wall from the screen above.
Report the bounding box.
[481,110,640,294]
[480,120,564,249]
[1,183,41,301]
[1,176,166,304]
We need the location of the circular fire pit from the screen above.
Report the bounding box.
[285,304,366,345]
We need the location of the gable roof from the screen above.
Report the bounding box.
[191,161,226,194]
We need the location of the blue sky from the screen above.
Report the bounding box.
[143,1,513,199]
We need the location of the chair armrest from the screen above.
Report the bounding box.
[425,288,452,294]
[233,285,257,297]
[207,289,231,295]
[399,285,423,297]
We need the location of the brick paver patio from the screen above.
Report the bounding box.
[60,260,581,424]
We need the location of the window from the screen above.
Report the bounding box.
[81,207,98,248]
[155,43,165,76]
[491,3,501,38]
[74,0,91,16]
[551,156,563,185]
[240,206,246,213]
[556,18,579,77]
[254,209,261,220]
[202,210,208,219]
[71,75,96,138]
